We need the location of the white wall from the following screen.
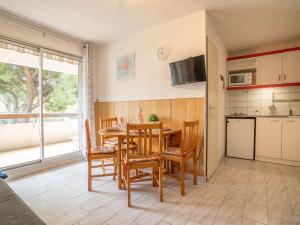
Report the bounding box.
[206,14,228,161]
[0,15,82,56]
[94,11,206,102]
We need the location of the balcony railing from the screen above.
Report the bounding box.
[0,112,78,119]
[0,113,79,168]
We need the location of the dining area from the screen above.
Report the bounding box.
[85,98,205,207]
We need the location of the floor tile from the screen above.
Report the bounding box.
[216,204,243,225]
[223,192,246,208]
[241,218,267,225]
[243,203,268,224]
[189,203,219,225]
[267,189,290,204]
[268,202,295,223]
[268,217,295,225]
[246,191,267,207]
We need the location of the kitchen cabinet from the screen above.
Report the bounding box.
[256,118,282,159]
[257,54,282,85]
[282,50,300,83]
[255,50,300,85]
[282,118,300,161]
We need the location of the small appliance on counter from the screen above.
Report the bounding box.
[226,117,255,160]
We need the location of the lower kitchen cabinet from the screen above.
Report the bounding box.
[256,117,300,165]
[256,118,282,159]
[282,118,300,161]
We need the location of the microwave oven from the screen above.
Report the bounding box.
[229,72,254,86]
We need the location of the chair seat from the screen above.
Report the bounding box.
[162,147,181,156]
[103,138,118,146]
[128,155,161,164]
[122,143,137,151]
[90,146,116,155]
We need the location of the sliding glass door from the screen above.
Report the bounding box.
[0,39,81,169]
[42,51,79,158]
[0,42,41,168]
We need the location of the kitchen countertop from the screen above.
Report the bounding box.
[225,114,300,118]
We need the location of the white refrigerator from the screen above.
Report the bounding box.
[226,118,255,160]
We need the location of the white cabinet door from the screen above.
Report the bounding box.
[227,119,255,159]
[257,54,282,85]
[256,118,282,159]
[282,50,300,83]
[282,118,300,161]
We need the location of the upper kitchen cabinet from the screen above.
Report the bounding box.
[228,58,256,71]
[256,53,282,85]
[282,50,300,83]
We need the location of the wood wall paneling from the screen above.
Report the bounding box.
[139,99,171,126]
[127,101,140,123]
[170,98,205,140]
[95,98,204,139]
[114,101,129,122]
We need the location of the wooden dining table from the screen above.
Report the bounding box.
[98,127,182,189]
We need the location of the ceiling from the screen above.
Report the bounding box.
[208,0,300,52]
[0,0,299,51]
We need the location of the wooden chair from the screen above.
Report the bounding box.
[99,117,119,147]
[85,119,118,191]
[162,120,199,196]
[123,123,164,207]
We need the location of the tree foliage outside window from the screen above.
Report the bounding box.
[0,62,78,117]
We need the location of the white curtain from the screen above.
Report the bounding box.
[79,43,95,156]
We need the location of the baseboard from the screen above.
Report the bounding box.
[255,156,300,167]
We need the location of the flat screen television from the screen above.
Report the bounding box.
[169,55,206,86]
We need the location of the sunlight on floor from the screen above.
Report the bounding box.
[0,141,79,168]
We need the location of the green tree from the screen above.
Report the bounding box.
[0,62,77,114]
[44,73,78,112]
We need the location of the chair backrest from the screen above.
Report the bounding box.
[85,119,92,154]
[125,123,163,161]
[181,120,199,155]
[100,117,118,129]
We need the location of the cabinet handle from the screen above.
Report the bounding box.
[284,74,286,80]
[271,119,279,122]
[278,74,281,81]
[286,120,295,123]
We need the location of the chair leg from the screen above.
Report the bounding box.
[193,151,197,185]
[122,161,126,190]
[169,160,172,175]
[159,163,163,202]
[88,159,92,191]
[113,156,117,180]
[152,167,156,186]
[180,159,185,196]
[101,159,105,173]
[127,169,131,207]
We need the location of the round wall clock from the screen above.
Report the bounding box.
[157,47,168,61]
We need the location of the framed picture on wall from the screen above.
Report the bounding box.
[116,52,135,81]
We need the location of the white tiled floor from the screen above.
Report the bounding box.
[8,158,300,225]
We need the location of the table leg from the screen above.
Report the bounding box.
[117,137,122,190]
